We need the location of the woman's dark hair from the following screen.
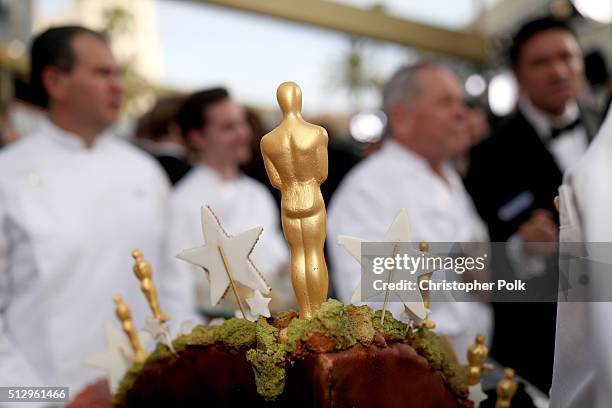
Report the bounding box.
[175,88,230,136]
[30,26,106,108]
[135,95,185,141]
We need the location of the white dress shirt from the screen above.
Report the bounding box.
[0,119,191,398]
[168,164,289,312]
[519,98,589,173]
[328,139,492,360]
[551,108,612,407]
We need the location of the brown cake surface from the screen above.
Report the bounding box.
[116,341,460,407]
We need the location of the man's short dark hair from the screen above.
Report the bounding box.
[175,88,230,136]
[30,26,106,108]
[509,17,577,66]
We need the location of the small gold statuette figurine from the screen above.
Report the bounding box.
[496,368,518,408]
[261,82,329,319]
[467,333,489,386]
[132,249,169,323]
[114,294,147,364]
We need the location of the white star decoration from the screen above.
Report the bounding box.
[177,205,270,306]
[246,289,272,318]
[84,322,150,394]
[468,383,488,407]
[337,209,438,322]
[143,316,175,353]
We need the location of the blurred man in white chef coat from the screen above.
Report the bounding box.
[550,107,612,407]
[168,88,289,316]
[0,26,191,395]
[328,63,492,359]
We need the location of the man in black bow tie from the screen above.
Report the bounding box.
[465,17,603,394]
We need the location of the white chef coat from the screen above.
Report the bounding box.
[0,119,191,398]
[168,164,289,311]
[328,139,492,360]
[551,108,612,408]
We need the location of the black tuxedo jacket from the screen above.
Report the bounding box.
[466,109,599,241]
[155,155,192,186]
[464,107,601,393]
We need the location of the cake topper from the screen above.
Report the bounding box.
[177,205,270,318]
[132,249,169,323]
[496,368,518,408]
[114,294,148,364]
[467,333,489,385]
[467,332,490,407]
[337,209,437,324]
[245,289,272,318]
[144,316,176,353]
[469,383,488,408]
[131,249,175,351]
[85,322,135,394]
[260,81,329,320]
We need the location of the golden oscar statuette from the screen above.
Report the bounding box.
[261,82,329,319]
[496,368,518,408]
[132,249,170,323]
[113,294,147,364]
[467,333,489,386]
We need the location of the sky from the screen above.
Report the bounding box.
[34,0,500,114]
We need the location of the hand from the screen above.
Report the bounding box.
[518,209,559,255]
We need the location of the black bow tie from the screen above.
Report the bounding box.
[550,118,581,139]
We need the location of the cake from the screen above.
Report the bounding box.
[72,300,471,407]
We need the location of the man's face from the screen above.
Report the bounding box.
[514,29,584,115]
[393,67,469,162]
[49,33,123,131]
[196,99,253,165]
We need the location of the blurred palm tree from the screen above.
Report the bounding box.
[328,36,383,111]
[102,5,157,118]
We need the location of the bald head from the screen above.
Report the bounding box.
[383,63,469,171]
[382,63,437,114]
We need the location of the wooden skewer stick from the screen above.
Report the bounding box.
[418,240,431,312]
[380,269,394,325]
[380,244,399,325]
[217,245,247,319]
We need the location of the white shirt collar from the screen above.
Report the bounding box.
[381,139,429,170]
[381,138,457,185]
[194,163,244,185]
[41,117,112,150]
[518,97,580,140]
